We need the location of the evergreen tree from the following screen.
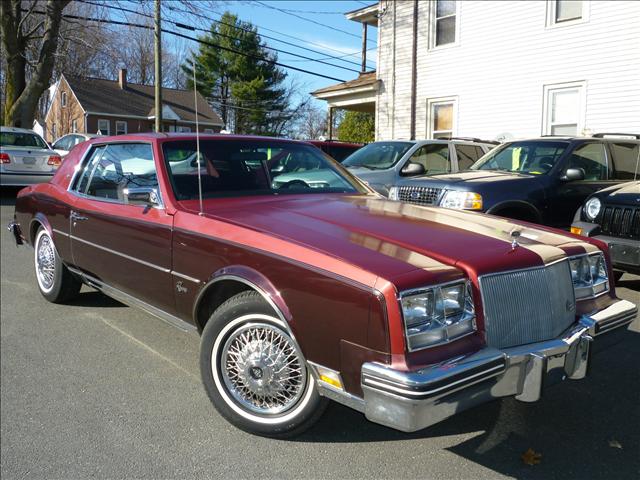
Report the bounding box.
[337,111,375,143]
[184,12,292,135]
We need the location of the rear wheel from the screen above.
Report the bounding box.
[34,227,82,303]
[200,291,328,438]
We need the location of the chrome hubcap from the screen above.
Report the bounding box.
[221,322,306,415]
[36,234,56,290]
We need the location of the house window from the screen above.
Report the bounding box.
[432,0,458,48]
[543,82,586,136]
[204,128,214,133]
[547,1,586,27]
[115,121,127,135]
[61,91,67,108]
[72,120,78,133]
[177,126,191,133]
[427,97,457,139]
[97,119,110,135]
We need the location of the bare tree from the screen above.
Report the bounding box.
[1,0,71,127]
[295,103,327,140]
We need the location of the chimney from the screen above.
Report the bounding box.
[118,68,127,89]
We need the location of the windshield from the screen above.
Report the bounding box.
[471,141,568,175]
[342,142,413,170]
[0,131,48,149]
[162,139,369,200]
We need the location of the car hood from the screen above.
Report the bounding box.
[594,181,640,205]
[345,167,387,181]
[402,170,539,187]
[187,194,595,285]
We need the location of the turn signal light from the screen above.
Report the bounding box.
[0,153,10,164]
[47,155,62,166]
[570,227,583,236]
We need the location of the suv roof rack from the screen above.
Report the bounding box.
[591,132,640,139]
[448,136,500,145]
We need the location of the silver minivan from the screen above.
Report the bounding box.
[0,127,61,186]
[342,138,496,196]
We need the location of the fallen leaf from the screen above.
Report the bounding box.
[521,448,542,466]
[608,439,623,449]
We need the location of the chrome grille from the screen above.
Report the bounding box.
[599,205,640,240]
[479,261,576,349]
[397,186,443,206]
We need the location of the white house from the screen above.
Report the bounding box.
[313,0,640,141]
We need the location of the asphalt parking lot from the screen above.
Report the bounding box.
[1,187,638,480]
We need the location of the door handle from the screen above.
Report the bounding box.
[70,211,88,222]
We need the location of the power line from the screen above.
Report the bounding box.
[82,1,363,74]
[81,0,372,73]
[27,9,348,83]
[253,1,375,44]
[163,3,376,70]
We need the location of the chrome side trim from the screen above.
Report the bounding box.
[171,271,201,284]
[68,266,196,333]
[70,235,170,273]
[316,383,365,413]
[52,228,69,237]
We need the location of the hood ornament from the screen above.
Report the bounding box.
[511,231,521,250]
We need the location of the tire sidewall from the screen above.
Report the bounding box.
[200,293,324,437]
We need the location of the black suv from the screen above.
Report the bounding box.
[571,181,639,278]
[389,134,640,229]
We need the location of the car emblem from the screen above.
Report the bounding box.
[410,191,421,199]
[566,300,575,312]
[511,231,521,250]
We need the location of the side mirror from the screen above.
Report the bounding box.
[561,168,585,181]
[124,187,161,207]
[401,161,426,176]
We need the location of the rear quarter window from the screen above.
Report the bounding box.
[610,143,639,180]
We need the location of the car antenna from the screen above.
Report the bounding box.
[192,55,204,216]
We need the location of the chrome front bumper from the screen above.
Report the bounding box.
[360,299,638,432]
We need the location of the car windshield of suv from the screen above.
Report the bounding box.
[342,142,414,170]
[162,139,368,200]
[471,141,568,175]
[0,131,48,149]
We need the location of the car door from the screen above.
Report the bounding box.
[550,142,617,227]
[69,142,176,314]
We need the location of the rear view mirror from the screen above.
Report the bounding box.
[562,168,585,181]
[124,187,161,207]
[401,162,426,176]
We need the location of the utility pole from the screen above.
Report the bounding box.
[154,0,162,132]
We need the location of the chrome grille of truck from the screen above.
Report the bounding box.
[479,260,576,349]
[397,186,442,206]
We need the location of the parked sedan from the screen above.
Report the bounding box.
[342,138,496,196]
[0,127,62,186]
[571,181,640,279]
[9,133,637,438]
[52,133,100,157]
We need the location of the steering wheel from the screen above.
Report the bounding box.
[279,180,310,189]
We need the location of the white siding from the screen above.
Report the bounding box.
[376,0,640,141]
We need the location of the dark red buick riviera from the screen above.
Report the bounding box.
[9,133,637,437]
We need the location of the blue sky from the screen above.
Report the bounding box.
[164,0,377,99]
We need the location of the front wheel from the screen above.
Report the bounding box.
[34,227,82,303]
[200,291,328,438]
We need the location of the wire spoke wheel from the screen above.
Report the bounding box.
[36,233,56,291]
[220,322,306,416]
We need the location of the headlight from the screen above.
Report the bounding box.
[584,197,601,221]
[400,281,476,351]
[388,186,399,200]
[569,253,609,299]
[440,191,483,210]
